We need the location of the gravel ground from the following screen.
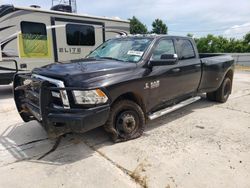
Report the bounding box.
[0,71,249,188]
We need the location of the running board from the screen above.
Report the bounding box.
[148,96,201,120]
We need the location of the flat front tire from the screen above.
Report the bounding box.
[104,100,145,142]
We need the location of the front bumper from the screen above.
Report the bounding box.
[45,105,110,137]
[13,73,110,138]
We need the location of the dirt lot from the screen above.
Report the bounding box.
[0,71,250,188]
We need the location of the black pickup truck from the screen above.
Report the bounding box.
[14,35,234,142]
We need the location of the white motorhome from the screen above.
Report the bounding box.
[0,4,130,84]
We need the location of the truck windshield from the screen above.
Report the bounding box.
[88,38,153,63]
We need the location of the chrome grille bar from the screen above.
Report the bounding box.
[32,74,70,109]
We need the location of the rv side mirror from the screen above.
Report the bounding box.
[149,53,178,66]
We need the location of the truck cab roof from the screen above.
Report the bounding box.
[117,34,193,40]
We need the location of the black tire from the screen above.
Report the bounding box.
[207,77,232,103]
[215,77,232,103]
[206,91,216,101]
[104,100,145,142]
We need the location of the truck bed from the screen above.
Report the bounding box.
[198,53,234,92]
[199,53,225,58]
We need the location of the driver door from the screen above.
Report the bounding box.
[148,38,183,108]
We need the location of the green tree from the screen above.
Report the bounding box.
[128,16,148,34]
[187,33,194,38]
[151,19,168,34]
[195,34,214,53]
[243,32,250,44]
[195,34,247,53]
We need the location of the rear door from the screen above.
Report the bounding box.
[174,38,201,95]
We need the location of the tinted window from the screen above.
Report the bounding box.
[21,21,47,36]
[151,39,175,60]
[66,24,95,46]
[177,39,195,59]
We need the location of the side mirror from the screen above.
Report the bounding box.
[149,53,178,66]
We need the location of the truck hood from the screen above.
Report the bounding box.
[32,59,137,87]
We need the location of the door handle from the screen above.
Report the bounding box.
[172,68,180,73]
[195,64,201,68]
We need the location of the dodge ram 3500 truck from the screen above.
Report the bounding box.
[13,35,234,142]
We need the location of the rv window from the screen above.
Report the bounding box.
[21,21,47,36]
[20,21,51,58]
[66,24,95,46]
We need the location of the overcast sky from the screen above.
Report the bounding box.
[1,0,250,38]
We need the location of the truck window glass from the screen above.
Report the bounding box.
[88,38,152,63]
[151,39,175,60]
[20,21,51,58]
[178,39,195,60]
[66,24,95,46]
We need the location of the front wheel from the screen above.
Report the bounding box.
[104,100,145,142]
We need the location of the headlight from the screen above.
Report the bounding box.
[72,89,108,105]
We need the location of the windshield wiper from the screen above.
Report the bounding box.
[99,57,125,62]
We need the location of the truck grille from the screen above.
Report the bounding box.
[32,74,70,109]
[15,74,70,121]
